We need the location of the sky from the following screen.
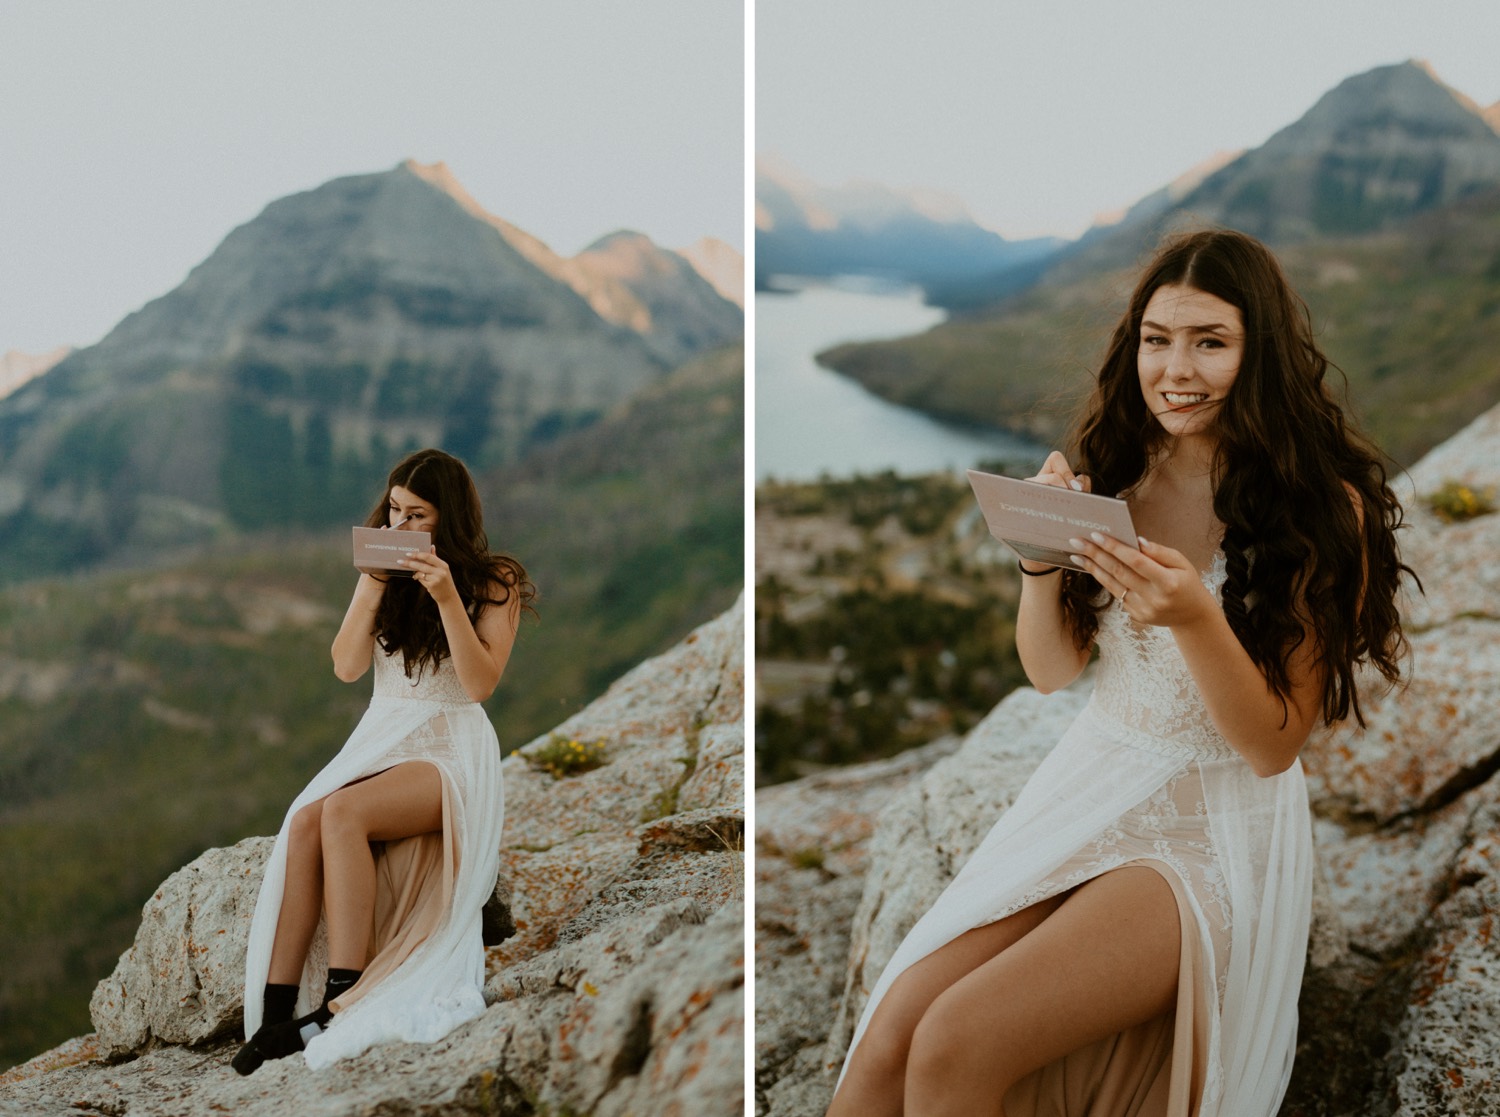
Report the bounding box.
[757,0,1500,242]
[0,0,743,355]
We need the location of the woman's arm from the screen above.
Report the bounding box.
[331,573,388,682]
[1014,451,1093,693]
[1016,568,1091,694]
[1073,534,1324,777]
[401,548,521,702]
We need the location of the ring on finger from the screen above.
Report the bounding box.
[1121,588,1129,605]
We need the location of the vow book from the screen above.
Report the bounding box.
[966,468,1138,573]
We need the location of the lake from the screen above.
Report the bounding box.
[755,278,1042,482]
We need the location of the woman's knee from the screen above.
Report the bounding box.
[847,974,931,1084]
[289,801,324,850]
[320,787,369,841]
[905,995,975,1088]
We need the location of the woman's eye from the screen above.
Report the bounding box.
[1142,335,1166,346]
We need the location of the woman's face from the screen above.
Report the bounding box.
[1137,283,1244,441]
[387,485,439,533]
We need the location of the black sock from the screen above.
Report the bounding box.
[232,971,360,1075]
[262,982,300,1027]
[312,965,364,1025]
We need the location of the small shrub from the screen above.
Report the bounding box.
[525,732,608,779]
[791,847,825,871]
[1427,480,1497,523]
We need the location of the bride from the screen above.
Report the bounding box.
[233,447,533,1074]
[826,229,1411,1116]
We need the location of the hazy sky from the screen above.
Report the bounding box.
[1,0,742,355]
[758,0,1500,241]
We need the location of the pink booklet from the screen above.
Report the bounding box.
[351,527,432,576]
[966,468,1138,572]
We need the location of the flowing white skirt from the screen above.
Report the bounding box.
[839,701,1314,1116]
[241,694,504,1069]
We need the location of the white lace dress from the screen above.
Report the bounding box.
[839,554,1314,1116]
[240,646,504,1069]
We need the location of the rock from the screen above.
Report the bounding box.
[1,599,744,1116]
[755,737,959,1117]
[755,402,1500,1117]
[88,837,273,1058]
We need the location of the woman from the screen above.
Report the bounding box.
[233,448,534,1074]
[827,230,1410,1116]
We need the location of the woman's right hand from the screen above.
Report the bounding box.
[1027,450,1089,494]
[1018,452,1090,574]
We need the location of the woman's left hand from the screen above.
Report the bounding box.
[1069,533,1216,628]
[399,546,459,607]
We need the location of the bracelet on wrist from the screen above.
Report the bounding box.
[1018,561,1060,577]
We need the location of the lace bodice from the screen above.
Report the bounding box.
[1088,550,1239,761]
[372,647,475,705]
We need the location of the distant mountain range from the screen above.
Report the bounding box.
[755,154,1063,293]
[0,160,741,576]
[812,61,1500,468]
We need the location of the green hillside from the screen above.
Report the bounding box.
[0,346,742,1072]
[820,191,1500,467]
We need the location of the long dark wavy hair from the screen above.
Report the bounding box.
[364,448,536,678]
[1061,228,1412,727]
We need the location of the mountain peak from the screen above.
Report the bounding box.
[1163,59,1500,242]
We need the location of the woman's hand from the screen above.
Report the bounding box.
[1027,449,1091,494]
[1069,533,1217,629]
[399,546,458,606]
[1019,451,1091,574]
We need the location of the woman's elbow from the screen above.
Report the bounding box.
[464,671,501,703]
[331,651,367,683]
[1250,755,1296,779]
[1245,734,1309,778]
[1022,657,1087,696]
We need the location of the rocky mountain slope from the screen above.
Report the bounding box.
[756,403,1500,1115]
[0,160,740,575]
[0,600,745,1117]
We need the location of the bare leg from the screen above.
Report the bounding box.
[904,865,1181,1117]
[267,800,327,986]
[320,762,444,972]
[827,893,1066,1117]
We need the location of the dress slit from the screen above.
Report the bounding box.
[331,758,460,1015]
[995,858,1208,1117]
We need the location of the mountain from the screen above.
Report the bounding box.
[1170,60,1500,242]
[0,161,739,577]
[755,155,1063,293]
[401,161,742,366]
[815,63,1500,466]
[569,231,745,367]
[679,236,746,307]
[0,347,70,401]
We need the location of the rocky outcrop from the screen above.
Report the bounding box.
[0,600,744,1116]
[755,404,1500,1116]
